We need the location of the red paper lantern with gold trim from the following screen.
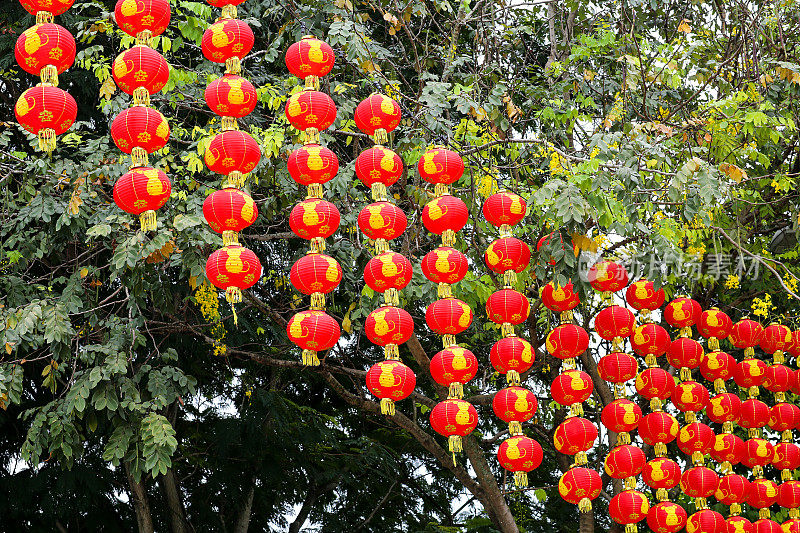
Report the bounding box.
[749,478,779,509]
[602,399,642,432]
[205,74,256,117]
[625,279,665,311]
[493,386,538,424]
[15,23,76,77]
[205,130,261,175]
[631,323,671,357]
[698,308,733,340]
[664,297,702,329]
[594,305,635,340]
[789,330,800,357]
[290,198,340,239]
[734,359,767,389]
[365,306,413,346]
[730,318,764,348]
[418,147,464,184]
[700,351,735,382]
[761,323,793,354]
[112,46,169,96]
[430,347,478,387]
[426,299,473,335]
[15,85,76,139]
[671,381,709,412]
[21,0,74,16]
[687,510,725,533]
[681,466,718,498]
[716,474,750,505]
[559,467,602,507]
[421,247,468,284]
[285,36,335,80]
[765,364,793,393]
[286,310,340,350]
[740,398,770,429]
[206,245,261,296]
[792,369,800,395]
[366,360,416,402]
[288,144,339,185]
[772,442,800,470]
[354,94,401,136]
[778,480,800,509]
[635,368,676,399]
[490,336,534,374]
[202,19,254,62]
[707,393,742,424]
[743,438,775,469]
[115,0,170,37]
[364,252,412,292]
[355,146,403,187]
[726,516,754,533]
[285,89,337,132]
[289,254,342,295]
[551,370,593,405]
[431,399,478,441]
[754,519,781,533]
[358,202,407,240]
[784,519,800,533]
[609,490,649,527]
[711,433,745,464]
[486,289,529,325]
[642,457,682,489]
[598,353,638,383]
[113,167,171,227]
[546,324,589,359]
[497,436,543,484]
[605,444,646,479]
[110,106,169,153]
[484,237,530,274]
[553,417,597,454]
[203,188,257,233]
[482,191,526,226]
[422,195,468,235]
[647,501,687,533]
[666,337,704,369]
[677,421,715,455]
[541,281,580,312]
[588,261,629,292]
[639,411,679,445]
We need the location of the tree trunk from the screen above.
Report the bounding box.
[579,510,594,533]
[462,435,519,533]
[232,477,255,533]
[161,468,190,533]
[125,462,154,533]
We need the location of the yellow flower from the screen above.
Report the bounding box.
[725,274,739,289]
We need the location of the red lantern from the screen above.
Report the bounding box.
[365,306,413,346]
[422,195,468,235]
[671,381,709,412]
[647,501,687,533]
[752,520,781,533]
[288,144,339,185]
[113,167,171,230]
[545,324,589,359]
[698,308,733,340]
[425,299,473,335]
[286,310,340,350]
[289,199,340,239]
[761,323,793,354]
[727,516,754,533]
[666,337,704,369]
[764,365,792,393]
[497,436,543,486]
[285,89,337,132]
[485,289,530,325]
[609,490,649,526]
[729,318,764,348]
[740,399,770,428]
[112,46,169,96]
[625,279,665,311]
[664,297,702,329]
[700,351,735,382]
[114,0,170,37]
[490,336,534,374]
[421,247,468,285]
[707,393,742,424]
[289,254,342,295]
[205,74,256,117]
[205,130,261,175]
[716,474,751,505]
[551,370,593,405]
[430,347,478,388]
[734,359,767,389]
[711,433,745,465]
[559,467,602,507]
[598,352,638,383]
[366,360,416,413]
[677,421,715,456]
[789,330,800,357]
[430,399,478,450]
[15,85,77,143]
[631,323,671,357]
[686,510,725,533]
[355,146,403,187]
[20,0,74,16]
[484,237,530,274]
[354,94,401,136]
[639,411,679,445]
[587,261,629,292]
[749,478,779,509]
[417,147,464,184]
[773,442,800,470]
[206,245,261,297]
[642,457,682,489]
[202,19,254,62]
[593,305,635,340]
[635,368,676,399]
[203,188,257,234]
[605,444,646,479]
[784,519,800,533]
[742,438,775,468]
[364,252,412,292]
[15,23,76,77]
[492,386,538,424]
[553,417,597,454]
[482,192,526,227]
[358,202,407,240]
[681,466,719,498]
[284,37,335,80]
[111,106,169,154]
[792,369,800,395]
[778,480,800,509]
[540,281,581,312]
[206,0,247,6]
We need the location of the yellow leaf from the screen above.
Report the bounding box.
[99,77,117,100]
[80,267,89,278]
[189,276,198,290]
[342,302,357,334]
[677,19,691,33]
[719,162,747,183]
[4,343,13,355]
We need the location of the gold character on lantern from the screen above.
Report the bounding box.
[378,363,400,387]
[379,254,398,278]
[120,0,142,17]
[301,200,322,226]
[422,151,440,174]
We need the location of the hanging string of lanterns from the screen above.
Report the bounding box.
[781,331,800,532]
[482,192,542,488]
[14,0,77,153]
[108,0,172,231]
[352,94,416,416]
[418,148,479,457]
[201,0,261,321]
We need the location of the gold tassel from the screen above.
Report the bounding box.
[304,75,320,90]
[508,421,522,435]
[375,238,389,254]
[614,383,626,399]
[774,350,785,364]
[506,370,520,386]
[131,147,149,168]
[655,442,667,457]
[221,4,237,18]
[499,224,512,238]
[722,421,733,434]
[501,323,514,337]
[623,477,636,490]
[221,116,238,131]
[563,358,577,371]
[650,398,663,412]
[310,237,326,253]
[790,508,800,519]
[448,382,463,399]
[745,347,755,357]
[695,497,708,510]
[709,337,719,351]
[645,354,657,368]
[656,488,668,502]
[639,309,651,323]
[679,367,692,381]
[301,349,320,366]
[753,465,764,479]
[513,471,528,488]
[503,270,517,286]
[721,461,732,475]
[434,183,449,197]
[680,326,692,338]
[560,310,573,323]
[759,509,770,520]
[230,302,238,325]
[222,230,239,246]
[135,29,153,46]
[783,430,793,443]
[225,171,246,189]
[611,336,623,352]
[303,128,320,144]
[442,334,457,348]
[307,183,324,199]
[384,344,399,360]
[783,469,794,482]
[777,391,786,402]
[578,497,592,513]
[625,524,637,533]
[225,287,242,303]
[36,10,53,23]
[714,378,726,393]
[373,128,388,144]
[685,411,697,423]
[574,451,588,466]
[617,432,631,445]
[383,288,399,306]
[602,292,613,305]
[370,183,387,201]
[38,128,56,152]
[310,292,325,310]
[437,283,453,299]
[448,435,462,453]
[139,210,157,231]
[380,398,395,415]
[442,229,456,247]
[691,451,704,465]
[748,386,759,399]
[132,86,151,106]
[569,403,584,417]
[730,503,742,516]
[40,64,58,87]
[225,56,241,75]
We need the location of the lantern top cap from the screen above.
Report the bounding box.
[301,35,318,40]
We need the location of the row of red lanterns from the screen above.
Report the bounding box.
[284,36,341,364]
[14,0,77,153]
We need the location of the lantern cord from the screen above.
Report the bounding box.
[304,75,320,90]
[38,128,56,153]
[133,87,151,107]
[380,398,395,416]
[139,210,157,232]
[40,65,58,87]
[301,349,320,366]
[230,303,238,325]
[448,382,463,399]
[448,435,462,453]
[513,471,528,488]
[36,11,53,24]
[222,230,239,246]
[225,56,241,75]
[578,498,592,513]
